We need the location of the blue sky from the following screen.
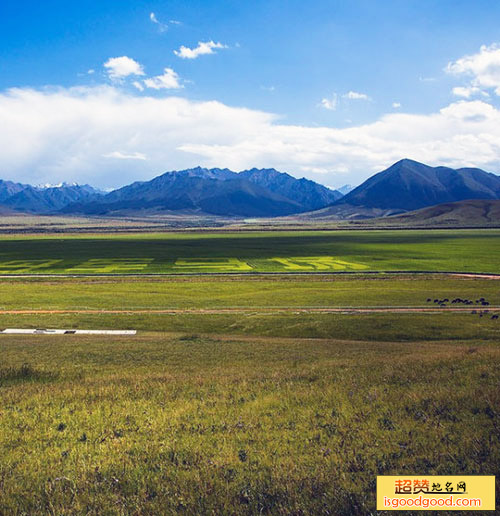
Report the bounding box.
[1,0,500,188]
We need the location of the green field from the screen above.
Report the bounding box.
[1,232,499,514]
[0,229,498,274]
[0,275,498,343]
[0,274,499,309]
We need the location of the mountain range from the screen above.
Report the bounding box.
[0,159,499,219]
[0,181,103,213]
[60,167,342,217]
[309,159,500,219]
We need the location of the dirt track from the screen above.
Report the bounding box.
[0,271,499,279]
[0,306,498,315]
[451,274,500,280]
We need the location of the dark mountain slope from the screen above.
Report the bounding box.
[311,159,500,219]
[339,159,500,210]
[239,168,342,210]
[62,167,339,217]
[63,171,302,217]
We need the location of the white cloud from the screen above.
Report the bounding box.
[322,91,370,109]
[392,102,401,108]
[132,81,145,92]
[104,151,147,160]
[320,94,337,110]
[87,69,95,75]
[174,41,228,59]
[451,86,487,98]
[143,68,183,90]
[1,86,500,189]
[446,44,500,96]
[104,56,144,80]
[150,12,168,32]
[342,91,370,100]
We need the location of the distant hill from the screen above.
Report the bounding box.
[0,179,28,202]
[375,199,500,227]
[63,167,341,217]
[312,159,500,219]
[3,184,103,213]
[336,184,354,195]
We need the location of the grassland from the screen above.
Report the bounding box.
[0,274,499,310]
[0,229,498,274]
[0,275,498,342]
[1,333,499,515]
[0,230,499,514]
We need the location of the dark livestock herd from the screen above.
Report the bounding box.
[426,297,499,320]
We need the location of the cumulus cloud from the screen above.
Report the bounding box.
[174,41,228,59]
[181,99,500,179]
[342,91,370,100]
[320,94,337,110]
[143,68,183,89]
[446,44,500,96]
[104,56,144,80]
[392,102,401,108]
[1,86,500,189]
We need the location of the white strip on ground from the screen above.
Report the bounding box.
[1,329,136,335]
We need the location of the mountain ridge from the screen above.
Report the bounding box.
[61,167,342,217]
[0,160,499,219]
[2,184,103,213]
[309,159,500,219]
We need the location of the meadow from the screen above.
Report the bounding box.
[0,229,498,274]
[0,274,499,310]
[1,333,499,515]
[0,275,498,342]
[0,230,499,514]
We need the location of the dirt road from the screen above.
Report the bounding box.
[0,306,498,315]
